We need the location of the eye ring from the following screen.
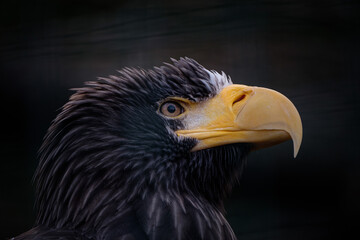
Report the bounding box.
[159,101,184,118]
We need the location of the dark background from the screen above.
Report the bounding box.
[1,0,359,239]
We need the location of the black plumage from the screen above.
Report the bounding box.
[14,58,253,240]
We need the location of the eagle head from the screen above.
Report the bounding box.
[32,57,302,239]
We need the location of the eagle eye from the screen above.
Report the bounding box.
[160,101,184,117]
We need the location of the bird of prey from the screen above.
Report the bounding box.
[13,57,302,240]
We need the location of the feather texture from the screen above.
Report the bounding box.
[13,58,249,240]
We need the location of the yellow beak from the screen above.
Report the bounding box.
[176,84,303,157]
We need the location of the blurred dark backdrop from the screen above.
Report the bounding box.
[0,0,359,239]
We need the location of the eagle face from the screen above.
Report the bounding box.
[28,57,302,240]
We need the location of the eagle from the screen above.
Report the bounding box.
[14,57,302,240]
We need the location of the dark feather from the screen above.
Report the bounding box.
[13,58,249,240]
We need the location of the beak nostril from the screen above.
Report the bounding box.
[233,94,246,106]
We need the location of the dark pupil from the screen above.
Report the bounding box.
[167,104,176,113]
